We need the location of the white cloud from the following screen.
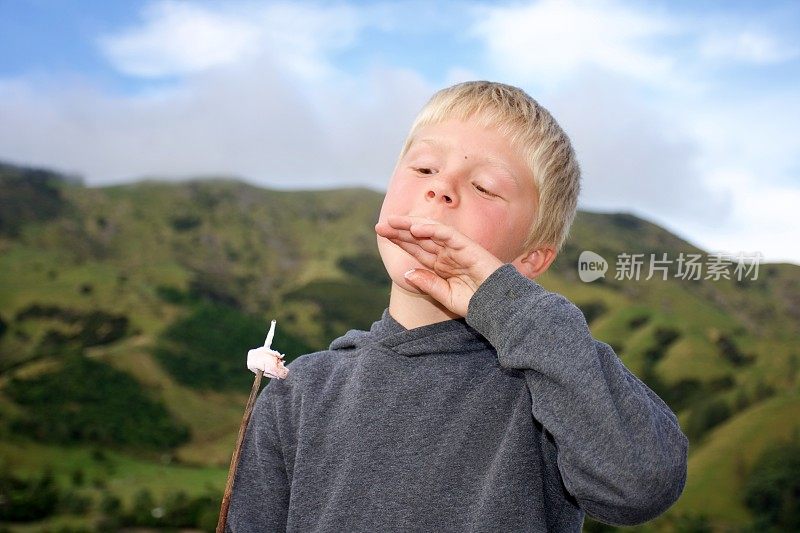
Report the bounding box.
[683,169,800,265]
[699,31,799,64]
[544,69,732,225]
[470,0,689,92]
[97,1,262,77]
[0,55,432,190]
[98,0,362,80]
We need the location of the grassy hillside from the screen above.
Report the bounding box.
[1,160,798,531]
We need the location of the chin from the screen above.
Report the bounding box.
[377,236,425,290]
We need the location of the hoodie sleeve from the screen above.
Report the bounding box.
[465,263,689,526]
[225,377,291,532]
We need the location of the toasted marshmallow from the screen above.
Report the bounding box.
[247,319,289,379]
[247,346,288,379]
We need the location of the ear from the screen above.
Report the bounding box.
[512,246,557,280]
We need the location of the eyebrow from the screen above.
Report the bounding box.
[415,137,447,152]
[483,157,520,187]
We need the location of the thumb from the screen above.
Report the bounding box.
[404,268,449,302]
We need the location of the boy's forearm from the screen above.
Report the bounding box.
[465,264,689,527]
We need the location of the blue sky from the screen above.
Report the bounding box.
[1,0,798,265]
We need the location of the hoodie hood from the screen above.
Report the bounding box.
[329,307,492,357]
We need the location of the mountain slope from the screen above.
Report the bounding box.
[1,160,798,530]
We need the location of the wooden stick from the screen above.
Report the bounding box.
[217,369,263,533]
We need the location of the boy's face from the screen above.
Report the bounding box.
[377,117,538,288]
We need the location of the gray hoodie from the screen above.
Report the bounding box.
[226,264,688,532]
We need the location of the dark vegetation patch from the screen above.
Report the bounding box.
[337,252,388,286]
[607,341,623,355]
[716,333,755,367]
[186,270,243,310]
[155,284,196,305]
[12,304,129,359]
[284,279,389,341]
[0,467,221,529]
[628,313,650,329]
[170,214,202,232]
[0,468,58,522]
[5,355,189,449]
[733,380,777,413]
[0,162,72,238]
[685,396,732,443]
[575,300,608,325]
[642,371,734,414]
[743,436,800,531]
[154,301,313,391]
[643,326,681,364]
[609,213,643,231]
[116,487,220,531]
[637,323,739,431]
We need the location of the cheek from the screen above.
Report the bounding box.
[471,203,506,236]
[379,178,415,219]
[466,205,519,257]
[378,179,403,220]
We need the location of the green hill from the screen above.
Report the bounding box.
[0,160,798,531]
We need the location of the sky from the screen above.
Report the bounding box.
[0,0,798,265]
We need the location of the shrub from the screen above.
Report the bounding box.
[685,397,731,442]
[575,300,607,325]
[337,252,389,286]
[14,304,130,355]
[284,279,389,342]
[643,326,681,364]
[171,214,202,231]
[743,438,800,531]
[6,354,189,449]
[155,301,312,391]
[716,333,755,366]
[628,314,650,329]
[0,162,68,238]
[0,468,59,521]
[58,488,92,514]
[99,492,121,515]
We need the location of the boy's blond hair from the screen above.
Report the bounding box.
[397,80,581,256]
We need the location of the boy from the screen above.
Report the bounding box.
[227,81,688,532]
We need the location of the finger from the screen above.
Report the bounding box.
[375,218,402,233]
[404,267,453,305]
[377,215,442,238]
[408,223,469,250]
[386,236,439,266]
[376,220,434,244]
[374,220,409,240]
[382,217,471,252]
[385,227,442,255]
[385,214,439,228]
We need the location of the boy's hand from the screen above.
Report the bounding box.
[375,215,504,317]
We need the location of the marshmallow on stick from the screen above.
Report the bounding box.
[247,319,289,379]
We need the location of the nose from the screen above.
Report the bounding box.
[425,175,457,206]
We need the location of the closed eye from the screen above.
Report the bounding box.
[475,184,498,197]
[413,167,436,175]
